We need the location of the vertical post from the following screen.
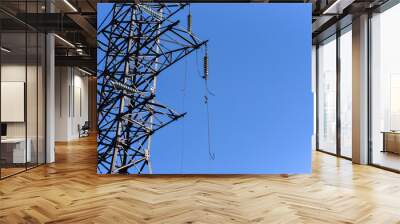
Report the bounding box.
[367,12,373,165]
[352,14,369,164]
[312,45,316,151]
[36,1,39,167]
[111,6,135,173]
[336,29,341,156]
[46,0,56,163]
[146,8,162,174]
[0,23,2,179]
[25,1,28,170]
[315,45,320,151]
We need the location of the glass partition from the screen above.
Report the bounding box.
[27,31,38,169]
[0,0,46,179]
[38,32,45,165]
[339,27,352,158]
[317,35,337,154]
[0,31,28,177]
[370,3,400,171]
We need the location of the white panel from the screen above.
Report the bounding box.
[1,82,25,122]
[75,87,81,118]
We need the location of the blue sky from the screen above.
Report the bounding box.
[98,3,312,174]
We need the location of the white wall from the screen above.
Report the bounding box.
[1,64,41,137]
[55,67,89,141]
[1,63,46,164]
[1,64,26,138]
[72,72,89,138]
[55,66,69,141]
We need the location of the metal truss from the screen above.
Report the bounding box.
[97,3,207,174]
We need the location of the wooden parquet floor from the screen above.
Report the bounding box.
[1,136,400,224]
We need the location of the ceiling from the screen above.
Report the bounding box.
[0,0,393,72]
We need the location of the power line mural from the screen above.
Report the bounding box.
[97,3,313,175]
[97,3,208,174]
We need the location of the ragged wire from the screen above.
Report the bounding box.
[202,43,215,160]
[204,94,215,160]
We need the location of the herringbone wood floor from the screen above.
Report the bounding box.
[1,136,400,224]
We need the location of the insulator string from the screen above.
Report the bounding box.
[187,4,192,33]
[203,47,208,80]
[204,45,214,96]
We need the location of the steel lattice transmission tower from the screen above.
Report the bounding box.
[97,3,207,174]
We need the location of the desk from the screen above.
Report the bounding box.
[382,131,400,154]
[1,138,31,163]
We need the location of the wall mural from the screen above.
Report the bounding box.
[97,3,312,174]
